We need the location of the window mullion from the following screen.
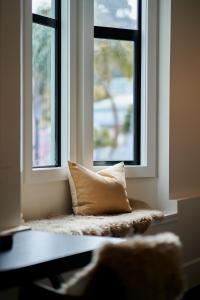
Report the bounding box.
[55,1,61,167]
[32,14,57,28]
[94,26,139,41]
[133,0,142,165]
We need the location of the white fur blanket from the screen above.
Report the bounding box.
[26,200,163,237]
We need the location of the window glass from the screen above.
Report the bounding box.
[94,0,140,165]
[93,39,134,162]
[32,24,56,167]
[94,0,138,30]
[32,0,55,18]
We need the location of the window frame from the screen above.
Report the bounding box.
[32,0,61,168]
[22,0,68,184]
[93,1,141,166]
[78,0,157,178]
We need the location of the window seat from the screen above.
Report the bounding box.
[25,199,164,237]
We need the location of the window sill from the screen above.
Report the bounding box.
[23,162,156,185]
[150,212,178,227]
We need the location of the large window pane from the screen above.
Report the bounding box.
[32,23,56,167]
[32,0,55,18]
[94,0,138,30]
[94,39,134,162]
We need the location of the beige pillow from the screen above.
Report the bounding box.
[67,161,132,215]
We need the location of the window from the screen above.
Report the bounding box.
[93,0,141,166]
[23,0,157,187]
[32,0,61,168]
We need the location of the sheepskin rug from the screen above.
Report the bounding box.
[26,199,163,237]
[61,232,185,300]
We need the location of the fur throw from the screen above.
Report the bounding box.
[61,233,185,300]
[25,199,163,237]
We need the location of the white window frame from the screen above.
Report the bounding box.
[22,0,157,185]
[22,0,70,184]
[77,0,158,178]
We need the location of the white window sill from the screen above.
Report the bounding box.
[150,212,178,227]
[23,162,157,185]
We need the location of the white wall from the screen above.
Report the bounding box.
[156,0,176,213]
[22,181,71,219]
[0,0,21,230]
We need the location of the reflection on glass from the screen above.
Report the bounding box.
[93,39,134,162]
[32,0,54,18]
[32,23,56,167]
[94,0,138,30]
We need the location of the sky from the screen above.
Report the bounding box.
[32,0,137,21]
[32,0,51,13]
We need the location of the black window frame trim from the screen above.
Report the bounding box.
[93,0,141,167]
[32,0,61,169]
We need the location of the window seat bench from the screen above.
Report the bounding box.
[25,199,164,237]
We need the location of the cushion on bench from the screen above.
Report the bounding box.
[25,200,164,237]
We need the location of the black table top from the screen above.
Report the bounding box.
[0,230,123,289]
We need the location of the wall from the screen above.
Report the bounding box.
[0,0,21,230]
[146,197,200,288]
[146,0,200,289]
[156,0,176,213]
[22,181,71,220]
[169,0,200,198]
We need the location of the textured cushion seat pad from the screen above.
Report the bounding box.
[25,199,164,237]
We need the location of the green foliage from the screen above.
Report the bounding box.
[94,40,133,86]
[32,24,51,84]
[32,6,52,127]
[123,105,132,134]
[94,128,113,148]
[32,4,51,84]
[94,84,110,102]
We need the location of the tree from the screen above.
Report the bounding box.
[94,39,133,152]
[32,21,51,128]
